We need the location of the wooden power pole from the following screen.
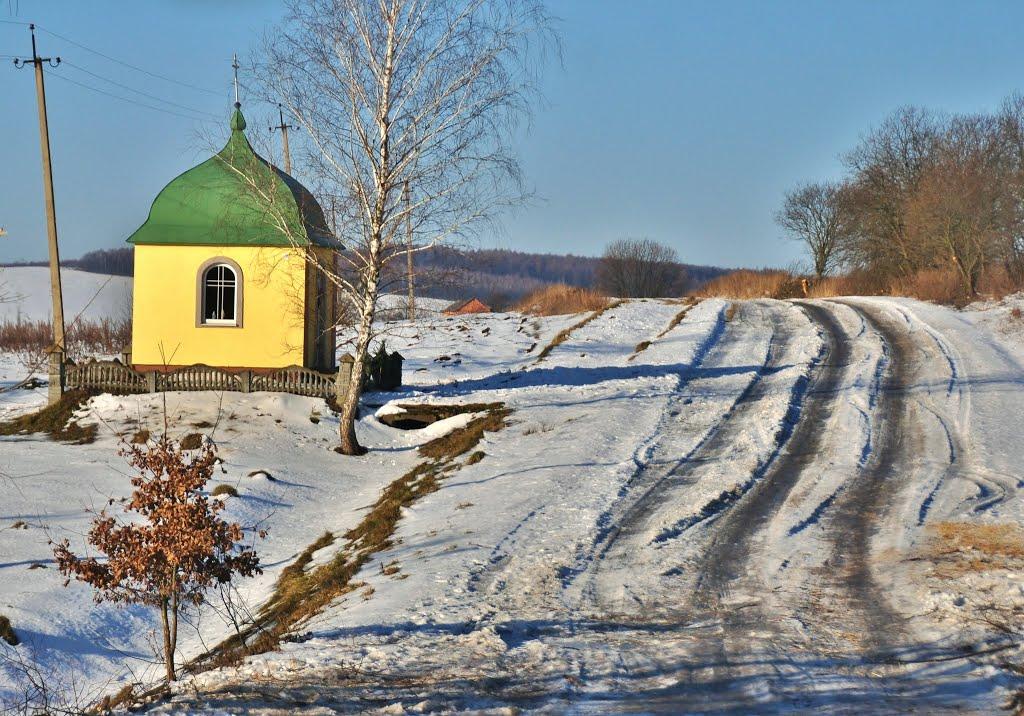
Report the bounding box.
[270,104,296,175]
[15,24,65,354]
[403,180,415,321]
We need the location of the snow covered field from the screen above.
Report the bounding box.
[0,266,132,323]
[2,267,1024,713]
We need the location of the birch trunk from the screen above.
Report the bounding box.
[338,274,379,455]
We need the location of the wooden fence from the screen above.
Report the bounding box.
[57,350,403,404]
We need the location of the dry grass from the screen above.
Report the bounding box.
[804,270,889,298]
[631,340,652,355]
[211,484,238,498]
[516,284,609,316]
[0,317,130,358]
[627,299,700,363]
[190,402,511,674]
[535,299,624,361]
[418,406,510,459]
[131,429,151,444]
[926,521,1024,577]
[179,433,203,450]
[0,390,97,444]
[888,268,964,306]
[0,615,18,646]
[700,270,805,300]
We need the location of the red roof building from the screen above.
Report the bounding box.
[443,298,492,315]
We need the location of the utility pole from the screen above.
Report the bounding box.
[403,180,415,321]
[270,104,296,175]
[15,24,65,403]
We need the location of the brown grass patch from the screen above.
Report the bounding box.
[804,270,889,298]
[623,297,702,360]
[0,615,18,646]
[658,303,695,338]
[516,284,609,316]
[188,403,510,674]
[419,406,510,460]
[700,270,805,300]
[926,522,1024,577]
[211,484,238,498]
[889,268,964,306]
[535,300,624,362]
[977,264,1024,300]
[179,433,204,450]
[0,389,98,444]
[131,429,151,444]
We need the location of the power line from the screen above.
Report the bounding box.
[35,25,222,96]
[48,71,217,123]
[62,60,220,118]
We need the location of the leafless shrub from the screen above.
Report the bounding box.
[596,238,687,298]
[0,317,131,361]
[888,267,964,305]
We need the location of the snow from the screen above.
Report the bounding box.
[2,271,1024,713]
[0,266,132,324]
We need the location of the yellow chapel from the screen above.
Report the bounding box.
[127,101,339,373]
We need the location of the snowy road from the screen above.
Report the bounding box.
[141,296,1023,714]
[2,283,1023,713]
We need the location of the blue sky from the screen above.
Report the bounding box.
[2,0,1024,268]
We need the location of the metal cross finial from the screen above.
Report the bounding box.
[231,52,240,105]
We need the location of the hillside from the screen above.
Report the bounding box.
[1,269,1024,712]
[3,246,729,304]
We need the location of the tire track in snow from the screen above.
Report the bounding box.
[874,302,1014,521]
[689,300,851,605]
[467,302,730,597]
[661,300,912,711]
[808,301,914,654]
[573,302,779,597]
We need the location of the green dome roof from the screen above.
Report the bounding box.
[128,106,336,248]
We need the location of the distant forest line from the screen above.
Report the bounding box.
[2,247,729,302]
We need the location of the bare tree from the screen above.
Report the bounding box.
[254,0,555,454]
[775,181,850,279]
[841,106,943,280]
[904,114,1019,296]
[596,238,686,298]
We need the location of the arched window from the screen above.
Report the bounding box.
[201,263,239,325]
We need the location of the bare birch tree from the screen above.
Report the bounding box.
[254,0,555,454]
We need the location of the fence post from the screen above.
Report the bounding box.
[240,370,252,393]
[385,351,404,390]
[145,371,158,394]
[47,348,64,405]
[336,353,354,403]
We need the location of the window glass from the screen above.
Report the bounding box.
[203,264,237,323]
